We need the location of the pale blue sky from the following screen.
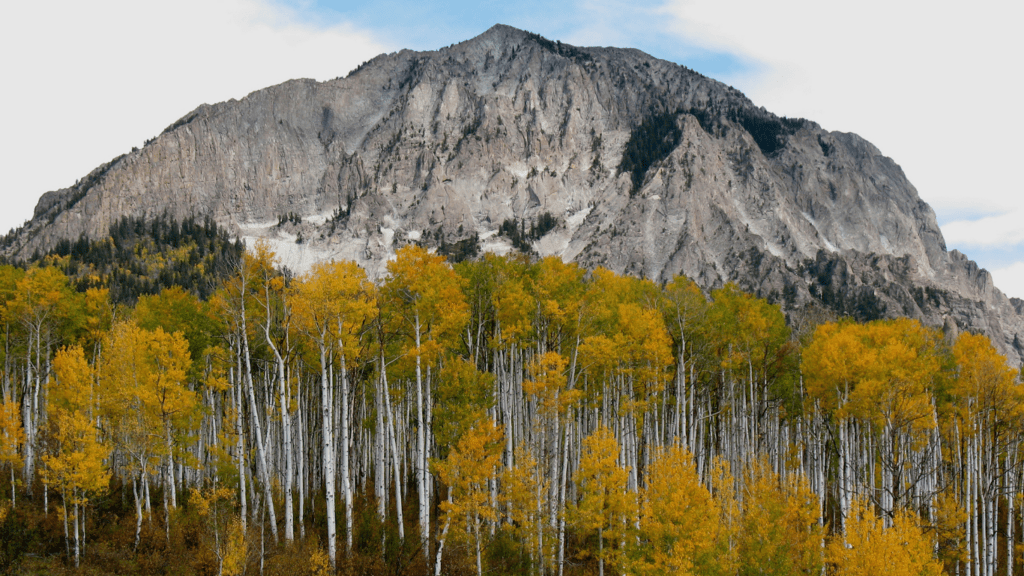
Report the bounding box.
[278,0,751,80]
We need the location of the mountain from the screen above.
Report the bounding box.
[5,24,1024,364]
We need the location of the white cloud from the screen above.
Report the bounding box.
[658,0,1024,216]
[0,0,390,233]
[943,209,1024,249]
[658,0,1024,297]
[992,262,1024,301]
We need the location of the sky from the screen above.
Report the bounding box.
[1,0,1022,297]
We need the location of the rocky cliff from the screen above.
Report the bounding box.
[6,24,1024,364]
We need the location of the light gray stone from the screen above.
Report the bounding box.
[7,24,1024,364]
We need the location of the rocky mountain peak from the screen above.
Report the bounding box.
[5,24,1023,365]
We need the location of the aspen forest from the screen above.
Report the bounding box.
[1,240,1023,576]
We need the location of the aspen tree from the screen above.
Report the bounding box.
[383,245,469,568]
[523,351,579,572]
[434,356,493,459]
[246,242,297,542]
[627,446,719,576]
[220,253,279,541]
[48,345,109,567]
[135,286,219,375]
[571,426,632,576]
[802,320,864,526]
[501,445,549,575]
[291,259,375,566]
[706,284,795,480]
[803,319,942,528]
[827,497,942,576]
[435,419,503,576]
[660,275,709,449]
[948,332,1023,576]
[100,321,193,546]
[488,257,537,473]
[532,257,586,569]
[735,459,823,576]
[0,400,23,507]
[848,320,941,519]
[82,287,112,358]
[8,266,79,495]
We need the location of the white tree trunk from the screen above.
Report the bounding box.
[413,313,430,565]
[338,338,353,555]
[382,364,405,540]
[320,344,337,568]
[240,313,278,542]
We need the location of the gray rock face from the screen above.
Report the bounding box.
[7,24,1024,364]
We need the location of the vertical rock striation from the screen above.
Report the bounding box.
[6,24,1023,364]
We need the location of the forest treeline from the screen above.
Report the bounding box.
[0,241,1022,576]
[22,214,244,304]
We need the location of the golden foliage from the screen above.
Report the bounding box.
[571,426,633,570]
[222,517,248,576]
[435,419,504,546]
[46,345,110,502]
[826,498,942,576]
[735,460,823,576]
[0,401,24,471]
[628,446,719,576]
[308,545,333,576]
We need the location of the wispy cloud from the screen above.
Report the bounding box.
[943,209,1024,249]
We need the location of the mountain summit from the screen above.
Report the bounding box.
[6,24,1023,363]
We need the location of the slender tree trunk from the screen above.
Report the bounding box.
[22,346,35,495]
[1007,447,1015,576]
[413,313,430,566]
[61,490,70,559]
[375,354,387,523]
[233,360,248,534]
[133,475,143,550]
[320,344,337,569]
[338,338,353,555]
[268,338,294,543]
[296,373,306,540]
[434,493,452,576]
[382,363,405,540]
[241,320,278,543]
[475,518,483,576]
[166,423,177,509]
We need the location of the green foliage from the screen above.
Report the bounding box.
[726,106,804,156]
[0,503,33,574]
[498,212,559,253]
[433,356,493,458]
[804,250,887,321]
[438,233,481,263]
[134,286,223,376]
[619,111,683,196]
[524,31,593,64]
[276,212,302,227]
[43,214,243,304]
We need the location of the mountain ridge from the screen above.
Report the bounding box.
[6,24,1023,364]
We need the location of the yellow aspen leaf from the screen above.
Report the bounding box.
[826,498,942,576]
[628,446,720,576]
[571,426,633,572]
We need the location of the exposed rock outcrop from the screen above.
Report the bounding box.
[6,24,1023,364]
